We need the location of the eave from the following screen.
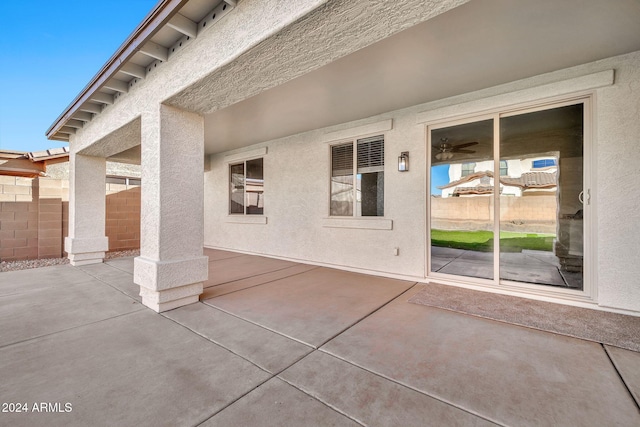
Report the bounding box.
[45,0,236,142]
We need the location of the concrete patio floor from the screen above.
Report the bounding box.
[1,248,639,426]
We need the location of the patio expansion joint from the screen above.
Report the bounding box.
[104,261,135,275]
[73,264,139,302]
[204,263,320,292]
[194,370,366,427]
[432,248,468,273]
[316,347,505,427]
[313,282,421,349]
[0,309,145,351]
[201,300,317,348]
[204,247,247,258]
[274,353,371,426]
[603,344,640,412]
[161,304,317,378]
[311,283,505,426]
[411,297,640,352]
[183,343,361,426]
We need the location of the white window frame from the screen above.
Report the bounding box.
[329,135,385,217]
[423,95,595,305]
[321,119,393,230]
[417,70,614,305]
[224,147,267,224]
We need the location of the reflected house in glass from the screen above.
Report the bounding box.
[45,0,640,314]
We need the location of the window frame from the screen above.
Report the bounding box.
[329,134,385,218]
[461,162,476,177]
[499,160,508,176]
[228,157,264,216]
[424,95,594,304]
[532,158,557,169]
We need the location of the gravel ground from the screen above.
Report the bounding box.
[0,250,140,273]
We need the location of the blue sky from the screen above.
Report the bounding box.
[0,1,452,195]
[0,0,157,152]
[430,164,450,196]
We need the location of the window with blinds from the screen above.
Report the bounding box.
[330,135,384,217]
[331,144,353,177]
[357,136,384,173]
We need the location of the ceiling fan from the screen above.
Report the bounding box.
[434,138,478,160]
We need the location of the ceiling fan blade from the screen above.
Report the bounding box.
[453,141,479,149]
[453,149,476,153]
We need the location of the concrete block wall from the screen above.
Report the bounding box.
[431,195,557,233]
[105,184,141,251]
[36,178,65,259]
[0,177,139,261]
[0,176,41,261]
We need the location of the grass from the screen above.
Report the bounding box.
[431,229,555,252]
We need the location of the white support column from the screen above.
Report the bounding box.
[65,153,109,265]
[134,104,208,312]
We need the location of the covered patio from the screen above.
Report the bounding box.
[1,250,639,426]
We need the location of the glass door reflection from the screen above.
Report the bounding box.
[499,104,584,289]
[430,119,494,280]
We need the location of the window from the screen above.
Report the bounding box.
[532,158,557,168]
[330,135,384,217]
[461,162,475,177]
[499,160,508,176]
[106,176,141,186]
[229,158,264,215]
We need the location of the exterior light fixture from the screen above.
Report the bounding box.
[398,151,409,172]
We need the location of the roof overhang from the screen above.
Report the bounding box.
[46,0,237,142]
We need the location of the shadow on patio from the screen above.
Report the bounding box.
[0,248,639,426]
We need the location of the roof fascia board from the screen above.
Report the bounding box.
[46,0,190,138]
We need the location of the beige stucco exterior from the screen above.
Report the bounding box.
[53,0,640,314]
[204,50,640,314]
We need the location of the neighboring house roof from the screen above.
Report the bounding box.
[453,185,494,196]
[26,147,70,162]
[0,147,141,180]
[439,171,557,192]
[501,171,557,189]
[0,147,69,178]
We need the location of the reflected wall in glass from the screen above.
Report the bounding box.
[229,163,245,214]
[499,104,584,289]
[428,103,585,290]
[245,158,264,215]
[430,119,494,280]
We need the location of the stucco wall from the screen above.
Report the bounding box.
[205,49,640,314]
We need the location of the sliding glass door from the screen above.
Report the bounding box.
[430,118,495,280]
[429,100,586,291]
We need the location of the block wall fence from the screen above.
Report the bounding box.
[0,176,140,261]
[431,194,558,234]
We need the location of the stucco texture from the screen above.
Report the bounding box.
[594,53,640,312]
[205,50,640,314]
[205,111,427,279]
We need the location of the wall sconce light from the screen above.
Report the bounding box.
[398,151,409,172]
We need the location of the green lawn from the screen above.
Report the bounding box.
[431,229,555,252]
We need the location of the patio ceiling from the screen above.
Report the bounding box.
[202,0,640,154]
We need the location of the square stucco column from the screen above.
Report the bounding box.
[65,153,109,266]
[134,104,208,312]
